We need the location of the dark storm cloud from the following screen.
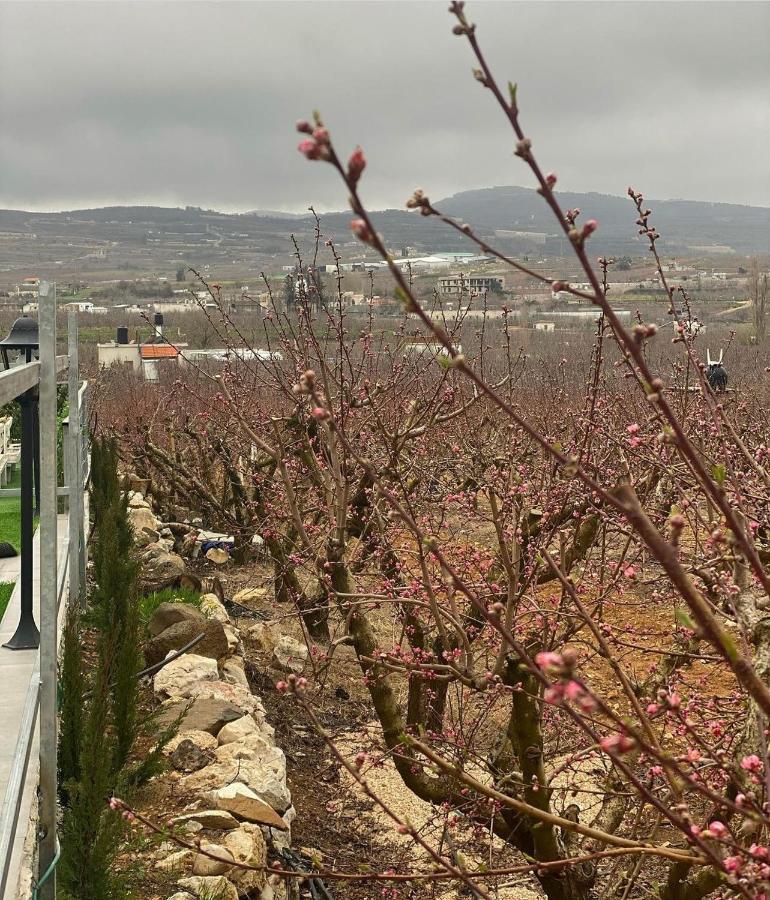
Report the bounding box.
[0,1,768,212]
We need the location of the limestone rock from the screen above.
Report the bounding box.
[222,624,240,655]
[177,876,238,900]
[244,622,278,652]
[217,716,259,746]
[135,528,159,549]
[129,492,151,509]
[271,635,308,675]
[221,659,249,689]
[205,547,230,565]
[156,697,244,735]
[200,593,229,623]
[155,849,192,872]
[154,654,219,698]
[223,824,267,893]
[129,505,159,534]
[192,841,235,876]
[146,618,229,667]
[171,738,215,773]
[165,893,195,900]
[186,752,291,813]
[148,602,205,638]
[164,730,218,756]
[141,546,186,590]
[259,875,288,900]
[172,810,240,831]
[213,733,278,765]
[232,587,267,605]
[209,782,288,831]
[188,680,258,715]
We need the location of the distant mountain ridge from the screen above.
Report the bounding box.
[433,186,770,255]
[0,186,767,260]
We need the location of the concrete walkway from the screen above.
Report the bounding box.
[0,515,71,900]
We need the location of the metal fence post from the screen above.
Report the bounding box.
[67,312,82,608]
[37,282,58,900]
[78,383,87,592]
[3,388,39,650]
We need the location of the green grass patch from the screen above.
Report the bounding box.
[0,581,14,622]
[138,586,202,629]
[0,469,37,551]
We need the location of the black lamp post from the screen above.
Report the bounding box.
[1,316,40,650]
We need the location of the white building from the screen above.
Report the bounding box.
[438,274,505,295]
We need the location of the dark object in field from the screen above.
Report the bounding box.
[277,848,333,899]
[706,349,728,392]
[0,542,17,558]
[176,572,225,602]
[223,597,270,620]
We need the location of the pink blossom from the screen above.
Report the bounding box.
[311,406,330,421]
[723,856,742,874]
[296,120,313,134]
[582,219,598,237]
[624,565,637,580]
[543,686,564,706]
[564,680,583,701]
[741,754,764,774]
[708,820,727,838]
[626,423,640,435]
[535,651,564,672]
[600,732,635,754]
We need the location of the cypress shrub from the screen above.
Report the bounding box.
[59,436,144,899]
[57,605,84,806]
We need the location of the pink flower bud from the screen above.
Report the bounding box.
[624,565,636,580]
[545,172,557,188]
[350,218,374,245]
[708,820,727,838]
[296,120,313,134]
[312,126,329,144]
[627,423,640,435]
[723,856,742,874]
[298,138,320,160]
[347,146,367,185]
[311,406,329,421]
[582,219,598,237]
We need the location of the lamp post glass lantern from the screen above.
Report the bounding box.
[0,316,40,650]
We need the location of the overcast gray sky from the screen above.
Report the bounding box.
[0,1,768,213]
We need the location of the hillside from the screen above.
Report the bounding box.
[435,186,770,255]
[0,187,767,282]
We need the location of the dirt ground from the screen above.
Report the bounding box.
[122,539,735,900]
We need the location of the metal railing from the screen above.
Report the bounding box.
[0,292,87,900]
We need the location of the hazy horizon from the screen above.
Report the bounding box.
[1,1,768,212]
[3,182,770,218]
